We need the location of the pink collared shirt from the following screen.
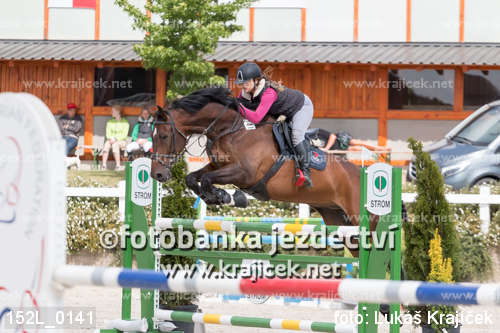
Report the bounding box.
[238,87,278,123]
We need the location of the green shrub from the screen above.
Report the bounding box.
[404,138,461,326]
[161,159,197,219]
[404,138,460,282]
[66,176,121,254]
[488,209,500,248]
[405,182,498,281]
[159,159,198,307]
[208,199,300,217]
[451,204,492,281]
[427,229,457,331]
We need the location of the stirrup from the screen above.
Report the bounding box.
[295,168,313,188]
[295,168,305,187]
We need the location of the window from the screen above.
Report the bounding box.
[388,69,454,110]
[453,106,500,146]
[215,68,229,88]
[464,70,500,109]
[254,8,301,41]
[94,67,155,106]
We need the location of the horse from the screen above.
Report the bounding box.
[150,86,380,233]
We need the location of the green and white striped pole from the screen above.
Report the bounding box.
[156,309,354,333]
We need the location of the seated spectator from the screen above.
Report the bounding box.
[102,105,130,171]
[58,103,83,156]
[126,108,154,154]
[308,128,391,153]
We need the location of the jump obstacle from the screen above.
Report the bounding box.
[180,213,355,306]
[193,205,348,304]
[109,156,402,333]
[2,93,500,333]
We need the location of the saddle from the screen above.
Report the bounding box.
[274,121,327,170]
[241,121,326,201]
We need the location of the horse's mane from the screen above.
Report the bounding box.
[171,87,238,114]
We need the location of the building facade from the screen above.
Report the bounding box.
[1,0,500,164]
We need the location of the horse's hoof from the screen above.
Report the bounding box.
[215,189,231,204]
[201,194,218,205]
[233,190,248,208]
[185,176,199,193]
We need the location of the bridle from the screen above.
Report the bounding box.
[151,107,188,168]
[152,99,244,169]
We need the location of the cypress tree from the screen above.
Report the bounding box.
[404,138,460,282]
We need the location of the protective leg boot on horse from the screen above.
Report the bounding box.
[294,140,313,187]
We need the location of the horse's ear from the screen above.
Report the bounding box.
[154,105,169,121]
[151,105,160,120]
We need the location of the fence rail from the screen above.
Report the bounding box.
[65,182,498,232]
[66,182,126,222]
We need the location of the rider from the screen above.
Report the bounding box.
[235,62,314,187]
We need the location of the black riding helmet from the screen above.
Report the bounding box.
[235,62,262,84]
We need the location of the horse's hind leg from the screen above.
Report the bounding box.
[311,205,351,226]
[311,205,360,256]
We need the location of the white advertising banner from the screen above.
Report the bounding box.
[365,163,393,216]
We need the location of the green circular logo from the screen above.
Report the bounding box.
[137,169,149,184]
[374,175,387,191]
[373,170,389,197]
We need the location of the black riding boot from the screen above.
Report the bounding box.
[294,140,313,187]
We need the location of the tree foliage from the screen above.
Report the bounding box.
[427,229,457,331]
[404,139,461,328]
[115,0,255,99]
[428,229,453,283]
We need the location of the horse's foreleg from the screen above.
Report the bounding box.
[200,165,249,207]
[185,163,215,196]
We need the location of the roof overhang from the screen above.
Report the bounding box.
[1,40,500,66]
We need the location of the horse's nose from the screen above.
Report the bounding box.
[154,172,165,182]
[151,161,172,182]
[152,168,171,183]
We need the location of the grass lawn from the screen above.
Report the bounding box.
[67,170,125,187]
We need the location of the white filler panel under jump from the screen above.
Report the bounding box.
[0,92,67,333]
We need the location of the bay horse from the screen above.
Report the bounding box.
[150,87,377,231]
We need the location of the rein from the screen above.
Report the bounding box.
[152,100,245,168]
[205,104,244,167]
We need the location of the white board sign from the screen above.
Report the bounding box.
[0,93,67,324]
[365,163,392,216]
[131,157,153,206]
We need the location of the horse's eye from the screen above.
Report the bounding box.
[160,135,168,140]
